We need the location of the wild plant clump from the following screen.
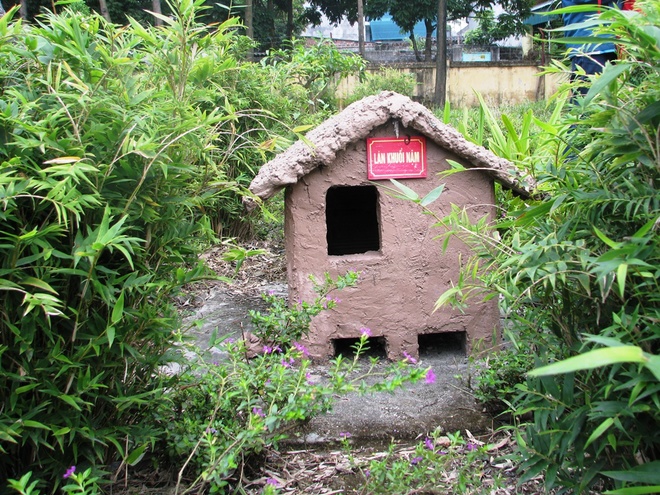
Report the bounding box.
[0,1,263,490]
[432,2,659,492]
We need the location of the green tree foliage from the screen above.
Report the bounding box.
[365,0,533,61]
[464,9,511,45]
[433,2,659,492]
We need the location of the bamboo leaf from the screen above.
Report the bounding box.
[125,443,148,466]
[604,487,660,495]
[584,417,614,449]
[603,461,660,484]
[528,346,647,377]
[616,263,628,299]
[593,227,620,249]
[420,184,445,207]
[389,179,419,202]
[111,291,125,325]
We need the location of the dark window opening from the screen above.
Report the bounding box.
[418,332,466,357]
[326,185,380,256]
[332,336,388,359]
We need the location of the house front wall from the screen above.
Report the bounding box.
[285,121,499,361]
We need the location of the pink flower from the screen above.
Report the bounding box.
[252,407,265,417]
[403,351,417,364]
[360,327,372,337]
[425,369,436,384]
[293,342,309,357]
[265,477,279,486]
[63,465,76,479]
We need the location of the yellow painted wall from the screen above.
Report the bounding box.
[336,63,566,107]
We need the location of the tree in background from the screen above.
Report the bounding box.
[365,0,533,61]
[464,9,512,46]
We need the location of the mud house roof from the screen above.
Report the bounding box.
[245,91,534,209]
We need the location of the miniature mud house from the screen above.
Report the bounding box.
[246,92,532,361]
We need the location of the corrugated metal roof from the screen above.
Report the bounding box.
[369,13,435,41]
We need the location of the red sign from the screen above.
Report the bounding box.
[367,136,427,180]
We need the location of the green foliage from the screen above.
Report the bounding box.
[160,298,427,493]
[430,3,660,492]
[0,1,282,490]
[471,342,535,416]
[249,272,358,348]
[356,430,507,494]
[209,36,366,238]
[343,68,416,106]
[464,10,509,46]
[262,37,366,113]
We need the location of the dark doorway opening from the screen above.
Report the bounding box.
[326,185,380,256]
[332,336,388,359]
[418,332,466,357]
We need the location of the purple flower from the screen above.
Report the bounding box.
[281,356,294,368]
[205,427,218,434]
[425,437,434,451]
[339,432,352,439]
[403,351,417,364]
[466,442,478,452]
[252,407,265,418]
[410,456,423,465]
[263,345,273,354]
[265,477,279,486]
[267,289,275,296]
[293,342,309,357]
[425,369,436,384]
[63,465,76,479]
[305,372,313,384]
[364,469,371,478]
[360,327,372,337]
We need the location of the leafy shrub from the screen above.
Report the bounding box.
[343,67,417,106]
[263,37,367,113]
[0,1,274,490]
[471,344,535,416]
[249,271,358,348]
[433,3,660,492]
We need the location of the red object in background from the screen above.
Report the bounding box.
[621,0,635,10]
[367,136,427,180]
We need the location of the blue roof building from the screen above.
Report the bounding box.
[369,13,436,41]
